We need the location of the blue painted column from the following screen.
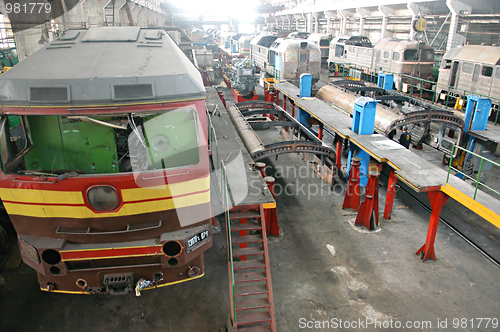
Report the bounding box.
[299,73,312,98]
[456,95,492,179]
[347,97,379,186]
[464,95,491,134]
[377,72,393,91]
[298,73,315,134]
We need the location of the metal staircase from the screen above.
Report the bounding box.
[221,162,276,332]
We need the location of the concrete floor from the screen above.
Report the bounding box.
[1,80,500,331]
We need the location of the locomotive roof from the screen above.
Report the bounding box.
[270,38,320,52]
[0,27,205,106]
[330,36,372,47]
[307,33,331,42]
[250,34,279,47]
[443,45,500,65]
[374,39,434,51]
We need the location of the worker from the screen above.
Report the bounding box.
[399,127,411,149]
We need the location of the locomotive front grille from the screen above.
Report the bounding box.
[65,255,162,272]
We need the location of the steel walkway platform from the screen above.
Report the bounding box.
[275,81,500,259]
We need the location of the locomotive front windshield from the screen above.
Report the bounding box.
[0,108,200,175]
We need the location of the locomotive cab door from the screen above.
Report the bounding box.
[471,64,480,92]
[298,50,308,76]
[449,61,460,88]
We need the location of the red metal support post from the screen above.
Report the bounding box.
[264,176,280,236]
[291,101,295,118]
[217,91,226,108]
[416,191,449,262]
[355,171,380,230]
[384,169,398,219]
[335,137,342,175]
[342,157,362,211]
[282,95,287,112]
[318,122,324,141]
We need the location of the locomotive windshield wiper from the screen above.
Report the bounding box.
[17,170,79,181]
[65,116,128,130]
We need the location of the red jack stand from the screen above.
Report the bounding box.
[264,176,280,236]
[384,169,398,219]
[255,162,266,178]
[217,91,226,108]
[416,191,449,262]
[342,157,362,211]
[355,171,380,230]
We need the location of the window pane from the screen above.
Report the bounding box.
[404,50,417,60]
[482,66,493,77]
[462,62,473,73]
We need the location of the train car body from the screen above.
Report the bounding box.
[0,27,213,294]
[328,37,435,86]
[328,35,373,69]
[307,33,331,63]
[436,45,500,109]
[250,34,279,72]
[238,35,254,56]
[373,39,435,82]
[268,38,321,84]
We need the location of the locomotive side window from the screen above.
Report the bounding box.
[482,66,493,77]
[320,40,329,47]
[393,52,401,61]
[404,50,417,61]
[383,51,390,59]
[496,68,500,79]
[421,49,434,61]
[462,62,473,74]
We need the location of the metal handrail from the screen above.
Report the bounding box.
[221,160,236,323]
[446,145,500,200]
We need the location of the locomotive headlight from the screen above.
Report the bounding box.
[244,60,251,68]
[87,186,121,211]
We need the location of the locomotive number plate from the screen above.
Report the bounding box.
[187,229,210,249]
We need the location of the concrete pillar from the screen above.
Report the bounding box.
[293,13,304,31]
[324,10,338,35]
[356,8,370,36]
[115,0,127,26]
[306,12,313,33]
[446,0,471,50]
[378,5,395,41]
[338,9,347,36]
[312,12,323,33]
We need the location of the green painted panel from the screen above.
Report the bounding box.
[59,117,118,174]
[24,116,66,171]
[143,110,200,169]
[24,116,118,174]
